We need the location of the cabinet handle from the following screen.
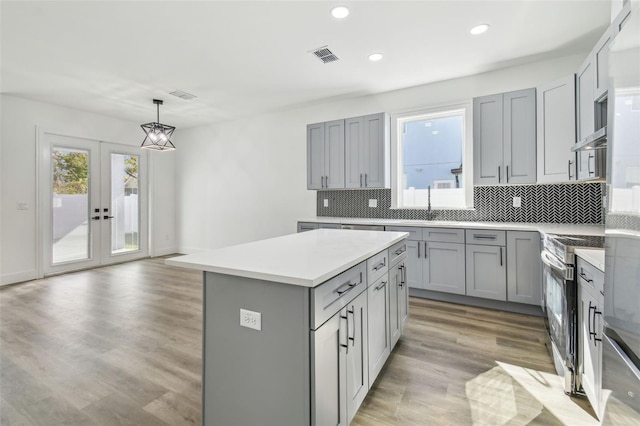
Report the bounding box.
[588,153,594,175]
[365,173,368,187]
[568,160,574,180]
[394,247,406,255]
[91,216,101,220]
[498,166,501,183]
[375,280,387,291]
[499,247,503,267]
[417,241,420,258]
[340,313,349,354]
[348,307,356,346]
[372,259,386,271]
[360,174,363,187]
[506,165,509,183]
[592,304,602,346]
[473,234,497,240]
[579,268,593,283]
[424,242,428,259]
[325,175,329,187]
[335,280,357,296]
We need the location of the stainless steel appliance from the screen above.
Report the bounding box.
[540,233,605,394]
[601,5,640,423]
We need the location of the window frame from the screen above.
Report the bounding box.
[390,102,474,210]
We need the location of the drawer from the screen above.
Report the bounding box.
[297,222,318,233]
[388,239,408,267]
[577,258,604,298]
[367,249,389,285]
[318,223,341,229]
[465,229,506,246]
[423,228,464,243]
[311,262,367,330]
[386,226,422,241]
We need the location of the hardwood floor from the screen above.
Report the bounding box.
[0,257,596,425]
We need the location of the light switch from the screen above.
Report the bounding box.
[512,197,522,208]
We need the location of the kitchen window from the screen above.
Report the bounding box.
[391,104,473,209]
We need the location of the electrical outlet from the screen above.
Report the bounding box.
[323,198,328,207]
[369,199,378,208]
[512,197,522,208]
[17,202,28,210]
[240,309,262,331]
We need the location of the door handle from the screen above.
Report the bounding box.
[340,312,349,354]
[417,241,420,258]
[568,160,574,180]
[424,242,428,259]
[103,215,114,219]
[498,166,501,183]
[91,216,101,220]
[506,165,509,183]
[364,173,368,187]
[588,153,594,175]
[592,304,602,346]
[348,307,355,346]
[499,247,503,266]
[360,174,363,187]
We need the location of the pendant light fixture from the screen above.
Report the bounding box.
[140,99,176,151]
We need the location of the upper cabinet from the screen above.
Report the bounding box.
[345,113,390,189]
[308,113,389,190]
[307,120,345,189]
[473,88,536,185]
[593,26,613,102]
[536,75,577,183]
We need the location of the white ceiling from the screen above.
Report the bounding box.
[1,1,611,129]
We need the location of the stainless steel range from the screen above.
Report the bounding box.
[540,233,605,394]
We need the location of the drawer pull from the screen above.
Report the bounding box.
[375,281,387,291]
[474,234,497,240]
[335,281,357,296]
[372,259,386,271]
[579,269,593,283]
[394,247,406,255]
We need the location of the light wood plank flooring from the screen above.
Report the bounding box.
[1,257,596,425]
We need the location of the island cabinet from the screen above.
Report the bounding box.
[473,88,536,185]
[166,229,409,426]
[389,239,409,348]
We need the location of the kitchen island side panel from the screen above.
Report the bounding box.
[203,272,311,426]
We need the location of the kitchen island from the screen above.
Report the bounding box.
[166,229,409,426]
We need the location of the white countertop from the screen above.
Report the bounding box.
[575,248,605,271]
[166,229,408,287]
[300,217,605,236]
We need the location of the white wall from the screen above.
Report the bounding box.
[0,95,177,285]
[176,53,588,253]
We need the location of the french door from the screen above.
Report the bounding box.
[40,132,148,275]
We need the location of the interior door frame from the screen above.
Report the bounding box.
[37,128,149,277]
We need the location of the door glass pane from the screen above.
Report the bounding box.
[111,153,139,254]
[52,147,90,263]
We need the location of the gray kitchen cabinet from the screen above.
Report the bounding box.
[576,55,596,181]
[307,119,345,189]
[405,240,421,289]
[466,244,507,301]
[577,258,604,419]
[345,113,390,189]
[298,222,319,232]
[473,89,536,185]
[536,75,578,183]
[389,250,408,349]
[367,274,391,383]
[506,231,542,305]
[423,241,466,295]
[345,290,369,423]
[593,26,613,102]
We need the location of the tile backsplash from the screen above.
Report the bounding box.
[317,182,605,224]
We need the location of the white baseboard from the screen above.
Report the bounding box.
[1,270,39,286]
[150,247,179,257]
[177,246,208,255]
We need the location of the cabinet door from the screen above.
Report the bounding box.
[466,244,506,301]
[344,116,364,188]
[473,94,504,184]
[503,88,536,184]
[346,291,368,423]
[324,119,345,189]
[362,113,388,188]
[594,27,613,102]
[506,231,542,305]
[536,76,577,183]
[389,262,401,348]
[423,242,466,295]
[576,55,595,181]
[579,285,602,418]
[405,240,422,289]
[367,274,390,383]
[307,123,325,189]
[311,311,347,426]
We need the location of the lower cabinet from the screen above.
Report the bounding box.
[466,244,507,301]
[312,289,369,426]
[506,231,542,305]
[577,258,604,419]
[423,241,466,295]
[367,274,391,384]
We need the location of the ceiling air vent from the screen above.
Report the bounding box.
[169,90,198,100]
[310,46,339,64]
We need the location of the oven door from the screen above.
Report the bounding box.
[541,249,577,391]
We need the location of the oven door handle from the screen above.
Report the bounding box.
[540,250,568,276]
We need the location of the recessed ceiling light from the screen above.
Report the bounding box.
[470,24,490,35]
[368,53,383,62]
[331,6,349,19]
[432,130,440,135]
